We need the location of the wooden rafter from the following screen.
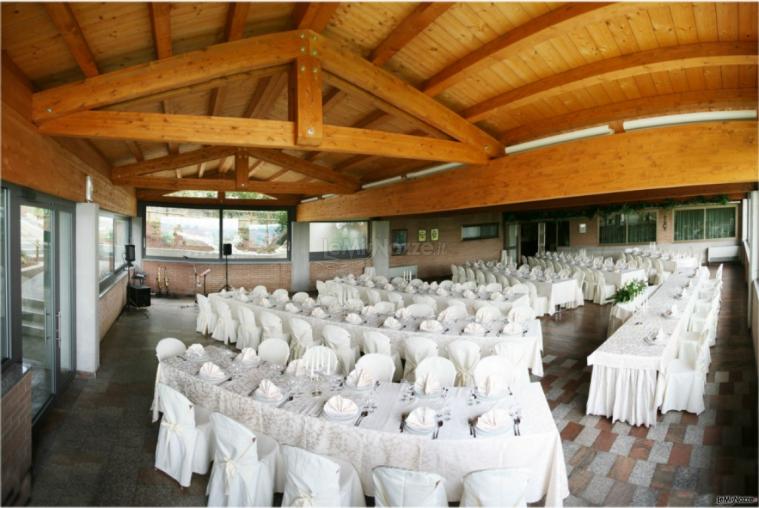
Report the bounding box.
[116,176,345,195]
[147,2,178,156]
[43,3,99,78]
[499,88,759,145]
[292,3,341,31]
[243,72,288,119]
[112,146,238,179]
[248,159,264,178]
[245,148,358,190]
[463,41,758,122]
[38,111,489,164]
[290,54,323,146]
[235,151,250,189]
[124,140,144,162]
[208,2,251,119]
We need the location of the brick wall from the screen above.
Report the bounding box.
[142,260,293,295]
[98,273,127,341]
[1,366,32,505]
[309,258,371,288]
[389,211,502,279]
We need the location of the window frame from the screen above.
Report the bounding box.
[598,209,658,245]
[98,211,131,292]
[461,222,499,241]
[673,204,738,243]
[308,221,372,261]
[139,202,294,263]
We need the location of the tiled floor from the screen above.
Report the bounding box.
[29,264,757,506]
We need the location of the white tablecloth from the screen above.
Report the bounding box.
[606,286,659,337]
[159,350,568,504]
[586,270,705,426]
[209,294,544,376]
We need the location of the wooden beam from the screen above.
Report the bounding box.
[248,159,264,178]
[219,155,234,173]
[136,190,300,207]
[290,55,323,146]
[370,3,453,66]
[117,176,344,195]
[243,72,288,119]
[464,41,758,122]
[235,151,249,189]
[245,148,358,189]
[224,2,251,41]
[44,3,99,78]
[292,3,340,32]
[124,141,144,162]
[38,111,489,163]
[112,146,238,179]
[498,89,759,146]
[422,2,617,97]
[33,30,303,122]
[148,3,173,59]
[296,122,759,220]
[316,34,503,157]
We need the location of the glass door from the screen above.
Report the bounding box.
[504,223,519,264]
[57,211,75,384]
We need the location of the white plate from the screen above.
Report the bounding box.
[254,392,285,404]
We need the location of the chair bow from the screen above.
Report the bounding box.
[291,491,315,507]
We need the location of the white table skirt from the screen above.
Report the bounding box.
[159,356,568,504]
[209,294,544,376]
[599,268,647,287]
[516,277,578,313]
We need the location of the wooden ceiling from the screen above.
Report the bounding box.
[2,2,757,204]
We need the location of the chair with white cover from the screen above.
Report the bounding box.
[493,341,532,384]
[510,283,529,297]
[281,445,365,507]
[154,383,213,487]
[372,466,447,507]
[156,337,186,361]
[322,325,359,374]
[507,305,535,324]
[485,271,498,284]
[373,301,396,315]
[399,303,435,320]
[437,304,469,322]
[318,294,339,307]
[387,292,405,310]
[196,295,217,334]
[498,274,511,288]
[237,307,262,350]
[289,317,315,360]
[473,355,529,390]
[271,288,290,303]
[402,336,439,382]
[652,259,671,285]
[570,271,585,308]
[302,346,340,375]
[412,295,438,313]
[414,356,456,388]
[251,285,268,298]
[582,268,596,300]
[457,267,468,283]
[465,267,476,283]
[593,271,616,305]
[689,299,719,346]
[362,331,402,380]
[291,292,310,304]
[259,311,287,341]
[524,281,548,316]
[447,340,481,387]
[355,353,396,383]
[212,300,238,344]
[475,305,502,324]
[206,412,278,507]
[659,340,709,415]
[366,289,382,305]
[257,338,290,366]
[451,264,459,283]
[461,468,530,508]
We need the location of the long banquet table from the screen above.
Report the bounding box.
[209,293,545,376]
[586,269,705,426]
[159,346,568,504]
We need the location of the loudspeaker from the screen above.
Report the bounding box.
[125,244,135,263]
[223,243,232,256]
[128,285,151,307]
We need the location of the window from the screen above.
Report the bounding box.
[675,206,737,241]
[391,229,407,256]
[98,212,131,285]
[222,209,289,259]
[599,211,656,244]
[164,190,218,198]
[1,188,8,362]
[309,222,369,260]
[462,223,498,241]
[225,191,275,200]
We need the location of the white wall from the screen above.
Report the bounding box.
[75,203,99,375]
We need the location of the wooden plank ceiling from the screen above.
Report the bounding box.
[2,1,757,204]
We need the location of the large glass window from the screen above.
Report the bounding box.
[98,214,115,280]
[1,188,8,362]
[462,223,499,241]
[600,211,656,244]
[309,222,369,260]
[675,206,737,241]
[222,209,289,259]
[145,206,220,258]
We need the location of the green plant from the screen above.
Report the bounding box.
[612,279,648,304]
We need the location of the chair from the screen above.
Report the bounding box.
[373,301,396,315]
[206,412,278,507]
[652,259,671,285]
[447,340,481,387]
[485,271,498,284]
[156,337,186,361]
[412,295,438,313]
[582,268,596,300]
[366,289,382,305]
[485,282,502,293]
[593,271,616,305]
[272,288,290,303]
[212,300,238,344]
[259,311,287,341]
[196,295,217,334]
[461,468,530,507]
[302,346,340,375]
[355,353,396,383]
[451,264,459,283]
[372,466,447,507]
[524,281,548,316]
[570,271,585,308]
[507,305,535,324]
[493,341,532,382]
[510,283,529,296]
[322,325,358,374]
[387,293,405,310]
[291,292,310,304]
[251,285,268,298]
[399,303,435,319]
[257,338,290,366]
[318,294,339,307]
[457,267,468,283]
[660,340,709,415]
[402,336,439,382]
[414,356,456,388]
[281,445,365,507]
[154,383,213,487]
[289,317,315,360]
[437,304,469,322]
[473,355,529,390]
[498,274,511,288]
[237,307,262,350]
[465,267,476,283]
[475,305,502,324]
[362,331,402,380]
[474,269,487,285]
[689,298,719,346]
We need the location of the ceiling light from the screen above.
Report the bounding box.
[504,125,613,154]
[361,176,404,189]
[405,162,463,179]
[623,110,757,130]
[300,197,319,204]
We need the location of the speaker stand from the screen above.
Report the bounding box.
[223,253,231,291]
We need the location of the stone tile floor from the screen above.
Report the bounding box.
[29,264,757,506]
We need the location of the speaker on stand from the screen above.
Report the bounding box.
[222,243,232,291]
[124,244,150,314]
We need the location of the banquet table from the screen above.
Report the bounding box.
[586,269,705,426]
[606,286,659,337]
[209,293,545,376]
[158,346,568,504]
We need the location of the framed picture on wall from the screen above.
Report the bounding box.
[391,229,407,256]
[418,229,426,242]
[430,228,439,241]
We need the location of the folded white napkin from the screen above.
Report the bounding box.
[383,316,402,330]
[345,313,363,324]
[419,320,444,333]
[656,328,667,342]
[477,375,505,397]
[311,307,328,319]
[490,292,505,301]
[199,362,227,383]
[302,297,316,307]
[285,359,308,376]
[429,282,439,290]
[365,280,375,288]
[414,372,441,395]
[186,344,205,357]
[346,368,373,388]
[405,285,417,294]
[361,305,377,316]
[235,347,258,363]
[464,322,486,336]
[477,408,511,432]
[254,379,283,401]
[405,406,437,432]
[501,321,523,335]
[452,283,463,292]
[323,395,359,418]
[463,290,477,299]
[237,287,246,294]
[436,288,449,297]
[284,303,300,313]
[256,297,273,308]
[384,283,395,291]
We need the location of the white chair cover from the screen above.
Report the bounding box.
[289,317,315,360]
[156,337,186,361]
[237,307,262,350]
[259,311,287,341]
[412,295,438,313]
[251,285,269,298]
[461,468,530,508]
[660,340,709,415]
[206,412,278,507]
[355,353,396,383]
[473,356,529,390]
[212,300,238,344]
[525,281,549,316]
[373,301,396,315]
[447,340,481,387]
[366,289,382,305]
[291,292,310,304]
[322,324,358,374]
[257,338,290,366]
[318,294,339,307]
[402,336,438,382]
[196,294,217,334]
[282,445,365,507]
[437,305,469,322]
[593,271,616,305]
[475,305,502,324]
[399,303,435,320]
[414,357,456,388]
[362,331,402,381]
[510,283,529,296]
[507,305,535,324]
[372,466,447,507]
[493,341,532,384]
[302,346,339,375]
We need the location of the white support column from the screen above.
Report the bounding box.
[371,221,390,277]
[291,222,310,292]
[75,203,100,375]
